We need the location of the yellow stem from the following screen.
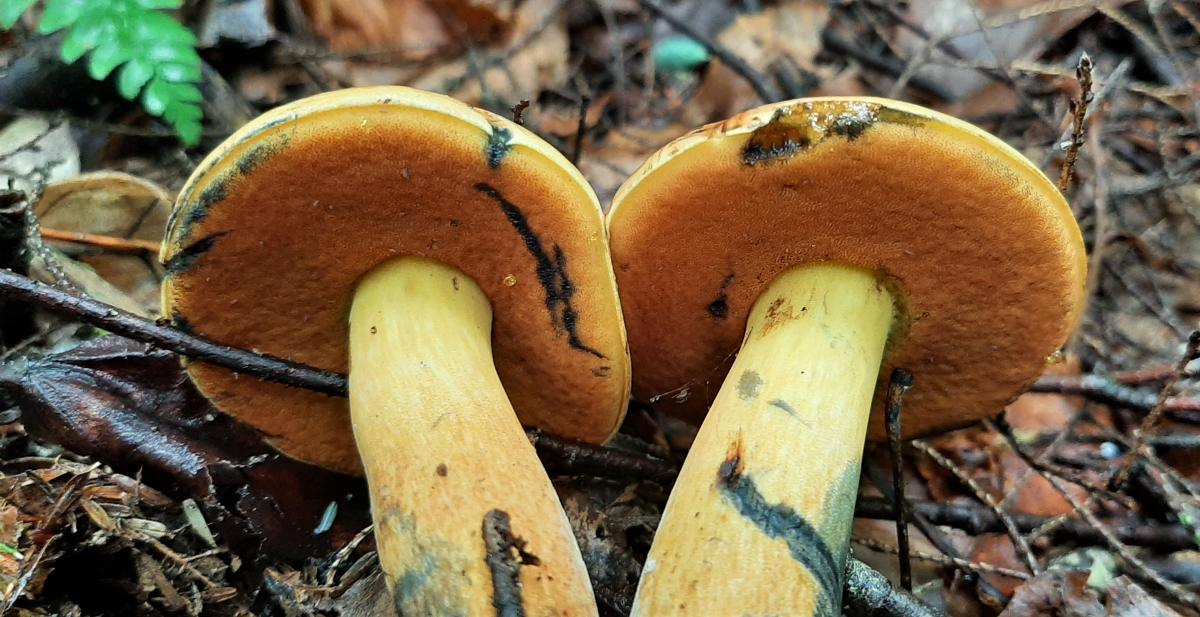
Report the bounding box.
[631,263,894,617]
[349,257,597,616]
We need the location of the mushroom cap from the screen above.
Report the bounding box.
[608,97,1086,439]
[162,87,630,475]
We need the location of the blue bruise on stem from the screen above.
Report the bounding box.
[717,447,842,617]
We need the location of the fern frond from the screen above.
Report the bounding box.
[2,0,205,145]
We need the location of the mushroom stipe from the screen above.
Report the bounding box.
[610,98,1086,615]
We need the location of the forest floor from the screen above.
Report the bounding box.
[1,0,1200,615]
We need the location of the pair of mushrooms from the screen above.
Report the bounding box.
[163,87,1085,616]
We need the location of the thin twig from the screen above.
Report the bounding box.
[991,415,1136,509]
[511,100,530,125]
[884,369,914,591]
[854,496,1196,550]
[1112,330,1200,490]
[637,0,780,102]
[1030,373,1200,414]
[911,440,1041,576]
[1046,474,1200,607]
[38,228,161,254]
[852,537,1030,581]
[1058,53,1093,194]
[527,429,677,484]
[571,95,589,166]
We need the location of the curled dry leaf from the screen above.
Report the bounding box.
[11,337,370,562]
[34,172,172,313]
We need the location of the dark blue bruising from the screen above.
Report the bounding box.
[392,556,467,617]
[482,509,534,617]
[829,115,873,141]
[474,182,605,359]
[174,138,288,244]
[486,127,513,169]
[717,450,841,617]
[174,182,227,245]
[163,232,227,277]
[707,274,735,320]
[171,313,194,335]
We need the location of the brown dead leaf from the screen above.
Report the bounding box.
[1107,576,1185,616]
[298,0,450,59]
[34,172,172,313]
[407,0,568,105]
[968,534,1025,599]
[997,570,1103,617]
[538,93,613,138]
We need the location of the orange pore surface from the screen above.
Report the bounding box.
[608,98,1087,439]
[162,87,629,475]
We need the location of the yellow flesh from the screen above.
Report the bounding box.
[349,257,596,616]
[631,263,893,617]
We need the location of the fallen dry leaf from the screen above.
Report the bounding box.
[407,0,569,106]
[298,0,451,59]
[35,172,171,312]
[997,570,1103,617]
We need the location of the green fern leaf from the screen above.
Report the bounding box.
[1,0,39,29]
[2,0,205,145]
[116,58,155,100]
[133,0,181,9]
[88,41,134,80]
[37,0,85,33]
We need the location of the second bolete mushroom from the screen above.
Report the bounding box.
[162,87,629,615]
[608,97,1086,616]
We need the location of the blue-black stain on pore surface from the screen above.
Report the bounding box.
[486,127,513,169]
[707,274,734,319]
[828,114,875,141]
[163,233,227,277]
[170,312,194,335]
[717,445,841,617]
[474,182,605,359]
[175,138,287,244]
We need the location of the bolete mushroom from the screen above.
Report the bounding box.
[162,87,629,615]
[607,97,1086,616]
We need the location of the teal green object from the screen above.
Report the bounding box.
[654,36,710,73]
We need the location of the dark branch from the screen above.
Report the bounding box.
[844,558,936,617]
[854,496,1195,551]
[884,369,914,591]
[0,268,347,396]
